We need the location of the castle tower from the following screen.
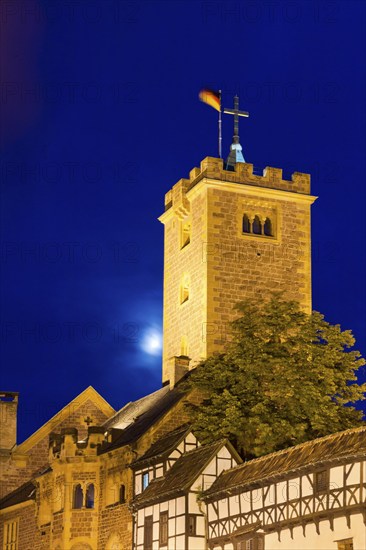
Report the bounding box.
[159,110,316,387]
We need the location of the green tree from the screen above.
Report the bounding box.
[188,295,366,458]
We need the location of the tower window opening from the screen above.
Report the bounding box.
[180,275,190,304]
[252,215,262,235]
[119,484,126,503]
[181,221,191,249]
[85,483,95,508]
[242,214,251,233]
[180,336,188,356]
[73,484,84,509]
[264,217,273,236]
[242,212,274,238]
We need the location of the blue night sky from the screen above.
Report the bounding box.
[1,0,365,442]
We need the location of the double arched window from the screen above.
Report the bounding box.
[73,483,95,509]
[242,214,274,238]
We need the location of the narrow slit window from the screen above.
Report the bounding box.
[119,484,126,503]
[180,336,188,356]
[181,221,191,248]
[180,275,190,304]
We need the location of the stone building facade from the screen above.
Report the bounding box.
[1,155,364,550]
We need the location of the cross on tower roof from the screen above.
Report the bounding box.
[223,95,249,169]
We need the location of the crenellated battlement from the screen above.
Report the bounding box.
[164,157,311,212]
[49,426,105,460]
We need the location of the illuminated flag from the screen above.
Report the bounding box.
[199,89,221,112]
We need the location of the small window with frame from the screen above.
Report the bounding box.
[142,472,149,491]
[187,514,196,536]
[314,469,329,493]
[159,511,168,546]
[144,515,153,550]
[237,534,264,550]
[336,539,353,550]
[3,520,19,550]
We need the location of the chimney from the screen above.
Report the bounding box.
[169,356,190,388]
[0,391,19,452]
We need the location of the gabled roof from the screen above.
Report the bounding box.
[204,426,366,501]
[0,480,36,511]
[14,386,115,454]
[132,440,238,508]
[103,386,169,430]
[130,424,191,469]
[100,385,186,454]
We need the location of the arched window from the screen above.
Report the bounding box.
[73,484,83,509]
[85,483,95,509]
[264,217,273,236]
[119,484,126,504]
[181,221,191,249]
[180,274,190,304]
[180,336,188,357]
[242,214,251,234]
[252,215,262,235]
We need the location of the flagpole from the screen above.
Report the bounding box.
[218,90,222,158]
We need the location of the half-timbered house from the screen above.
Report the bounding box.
[202,426,366,550]
[132,435,241,550]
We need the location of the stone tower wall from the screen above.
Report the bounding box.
[160,157,315,385]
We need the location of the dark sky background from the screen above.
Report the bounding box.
[1,0,365,442]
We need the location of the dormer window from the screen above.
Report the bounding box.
[142,472,149,490]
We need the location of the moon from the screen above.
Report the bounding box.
[140,329,162,356]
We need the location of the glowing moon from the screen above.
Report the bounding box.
[141,329,162,356]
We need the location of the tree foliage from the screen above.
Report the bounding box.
[187,295,366,458]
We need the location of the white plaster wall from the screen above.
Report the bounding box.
[252,488,263,510]
[264,514,365,550]
[188,536,206,549]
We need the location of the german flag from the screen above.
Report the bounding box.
[199,89,221,112]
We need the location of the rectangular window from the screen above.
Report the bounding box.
[314,469,329,493]
[188,514,196,536]
[144,515,153,550]
[142,472,149,491]
[159,511,168,546]
[337,539,353,550]
[3,520,18,550]
[237,535,264,550]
